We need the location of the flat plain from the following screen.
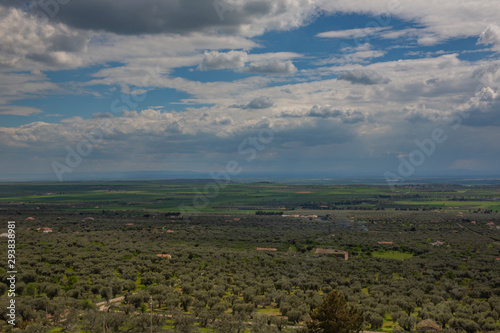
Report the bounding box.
[0,181,499,332]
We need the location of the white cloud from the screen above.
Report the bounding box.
[281,105,367,124]
[478,24,500,52]
[0,105,43,116]
[316,27,390,39]
[2,1,500,175]
[454,87,500,126]
[198,50,248,70]
[403,105,444,123]
[318,43,386,65]
[0,6,89,70]
[197,50,302,73]
[231,96,275,109]
[0,70,59,116]
[318,0,500,44]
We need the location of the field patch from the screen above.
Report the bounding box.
[372,251,414,260]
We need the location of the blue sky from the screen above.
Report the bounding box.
[1,0,500,181]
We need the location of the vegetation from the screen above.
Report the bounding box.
[0,181,499,332]
[307,290,363,333]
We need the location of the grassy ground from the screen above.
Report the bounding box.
[371,251,414,260]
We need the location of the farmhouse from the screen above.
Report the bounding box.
[256,248,278,252]
[315,248,348,260]
[378,241,394,245]
[156,254,172,259]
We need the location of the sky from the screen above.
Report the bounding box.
[0,0,500,181]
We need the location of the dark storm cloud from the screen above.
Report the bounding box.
[337,70,391,85]
[242,59,297,75]
[308,105,366,124]
[6,0,275,35]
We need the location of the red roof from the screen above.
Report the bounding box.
[156,254,172,258]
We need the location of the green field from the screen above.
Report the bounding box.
[372,251,414,260]
[0,181,498,213]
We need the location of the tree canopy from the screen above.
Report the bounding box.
[307,290,364,333]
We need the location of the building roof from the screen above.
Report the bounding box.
[315,248,348,260]
[256,248,278,252]
[156,254,172,258]
[378,241,394,245]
